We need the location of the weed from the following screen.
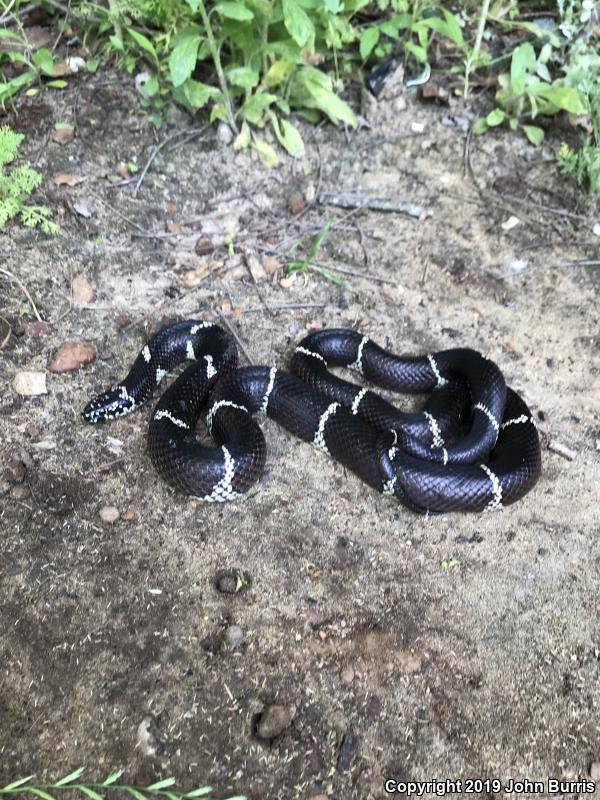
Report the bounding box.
[0,125,58,233]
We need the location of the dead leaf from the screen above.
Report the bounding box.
[179,266,210,288]
[51,125,74,145]
[164,201,177,215]
[116,162,130,179]
[279,274,296,289]
[72,274,95,304]
[216,299,232,315]
[166,222,181,234]
[53,173,85,187]
[49,342,96,372]
[13,371,47,396]
[288,191,305,215]
[262,255,281,275]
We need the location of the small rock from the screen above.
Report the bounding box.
[217,122,234,145]
[589,762,600,780]
[224,624,245,650]
[49,341,96,372]
[288,191,305,215]
[73,200,92,219]
[592,222,600,237]
[13,371,47,396]
[72,274,95,305]
[340,665,355,686]
[337,733,360,773]
[10,484,29,500]
[247,253,266,282]
[195,237,213,256]
[6,457,27,483]
[255,704,295,740]
[98,505,120,524]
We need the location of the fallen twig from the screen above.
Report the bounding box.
[548,440,577,461]
[215,311,253,364]
[133,127,206,198]
[0,267,44,322]
[318,192,424,219]
[240,302,326,313]
[312,261,396,285]
[549,259,600,268]
[0,315,12,349]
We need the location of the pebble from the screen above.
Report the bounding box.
[224,624,245,650]
[255,704,295,740]
[6,458,27,483]
[340,665,355,685]
[98,505,120,524]
[590,762,600,780]
[217,122,233,145]
[337,733,360,773]
[10,485,29,500]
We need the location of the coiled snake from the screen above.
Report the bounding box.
[83,321,541,514]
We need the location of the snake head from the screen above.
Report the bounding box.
[82,386,136,423]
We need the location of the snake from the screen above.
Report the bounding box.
[82,321,541,514]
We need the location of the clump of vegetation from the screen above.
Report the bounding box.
[0,125,58,234]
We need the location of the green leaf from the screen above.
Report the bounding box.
[1,777,35,791]
[109,34,123,51]
[226,66,259,88]
[77,787,104,800]
[183,788,214,798]
[359,27,379,61]
[240,92,277,124]
[214,2,254,20]
[485,108,506,126]
[511,42,536,95]
[282,0,314,47]
[0,29,22,41]
[269,113,304,157]
[169,27,202,87]
[23,789,55,800]
[244,0,272,15]
[31,48,56,76]
[145,779,177,791]
[86,57,100,74]
[233,121,251,151]
[46,79,68,88]
[536,85,585,114]
[404,41,427,63]
[127,27,158,63]
[102,771,124,786]
[522,124,544,145]
[185,0,200,9]
[54,769,86,787]
[172,78,220,110]
[252,133,280,167]
[262,59,294,88]
[423,10,463,47]
[473,118,488,135]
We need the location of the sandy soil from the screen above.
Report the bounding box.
[1,73,599,800]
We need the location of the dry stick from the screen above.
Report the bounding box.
[0,316,12,349]
[240,302,326,313]
[132,128,206,198]
[550,259,600,268]
[548,440,577,461]
[312,261,396,285]
[215,311,253,365]
[0,267,43,322]
[318,192,424,219]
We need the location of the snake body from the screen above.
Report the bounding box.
[82,321,541,514]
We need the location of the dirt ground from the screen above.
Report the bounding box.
[1,72,599,800]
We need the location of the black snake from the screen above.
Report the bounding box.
[82,321,541,514]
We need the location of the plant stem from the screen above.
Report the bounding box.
[195,0,238,133]
[464,0,490,98]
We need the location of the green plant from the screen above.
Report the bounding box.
[0,768,244,800]
[358,1,464,71]
[474,40,585,144]
[0,1,70,109]
[286,219,342,284]
[557,40,600,192]
[0,125,58,233]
